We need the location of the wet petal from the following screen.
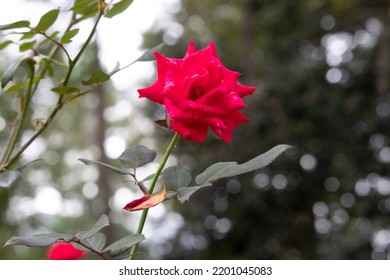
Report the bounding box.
[171,118,208,142]
[237,82,256,97]
[137,85,164,104]
[135,40,256,143]
[187,100,225,116]
[185,39,197,57]
[199,88,247,113]
[212,112,249,143]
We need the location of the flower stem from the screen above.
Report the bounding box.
[128,132,180,260]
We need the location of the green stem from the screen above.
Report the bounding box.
[1,11,104,171]
[35,30,72,65]
[30,14,74,95]
[65,11,103,85]
[129,132,180,260]
[0,62,35,167]
[0,15,74,171]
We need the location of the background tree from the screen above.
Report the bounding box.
[0,0,152,259]
[1,0,390,260]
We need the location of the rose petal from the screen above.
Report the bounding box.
[123,187,167,211]
[204,41,218,58]
[136,40,256,143]
[137,86,164,104]
[187,100,225,116]
[185,40,197,57]
[237,82,256,97]
[138,53,183,104]
[171,118,208,142]
[212,112,249,143]
[199,88,247,113]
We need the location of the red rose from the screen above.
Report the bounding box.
[137,40,256,143]
[47,242,87,260]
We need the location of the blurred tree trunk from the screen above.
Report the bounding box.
[89,41,117,245]
[376,21,390,95]
[239,0,255,80]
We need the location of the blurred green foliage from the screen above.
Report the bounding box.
[0,0,137,259]
[1,0,390,260]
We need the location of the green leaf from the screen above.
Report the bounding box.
[135,43,164,62]
[20,31,36,40]
[61,28,80,44]
[141,173,155,183]
[35,9,60,32]
[71,239,93,251]
[4,233,72,247]
[0,170,20,188]
[6,76,43,93]
[177,185,210,203]
[78,158,129,175]
[4,215,109,249]
[0,40,13,51]
[1,59,27,89]
[114,44,165,74]
[109,61,120,76]
[51,86,80,95]
[71,0,99,23]
[81,70,110,85]
[195,144,293,185]
[47,30,60,41]
[75,214,110,240]
[13,159,43,170]
[1,57,35,88]
[0,20,30,31]
[117,145,157,169]
[71,0,98,15]
[166,190,178,200]
[71,0,92,13]
[105,0,134,18]
[103,234,144,257]
[19,40,36,52]
[73,233,106,252]
[195,162,236,185]
[5,83,24,93]
[162,166,192,191]
[41,57,55,76]
[87,233,106,252]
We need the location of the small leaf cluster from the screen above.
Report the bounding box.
[0,1,163,258]
[4,214,144,259]
[0,0,162,93]
[0,0,163,179]
[80,144,293,207]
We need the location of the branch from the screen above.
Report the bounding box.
[129,172,149,194]
[0,61,35,168]
[33,29,72,64]
[71,237,108,260]
[1,11,104,170]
